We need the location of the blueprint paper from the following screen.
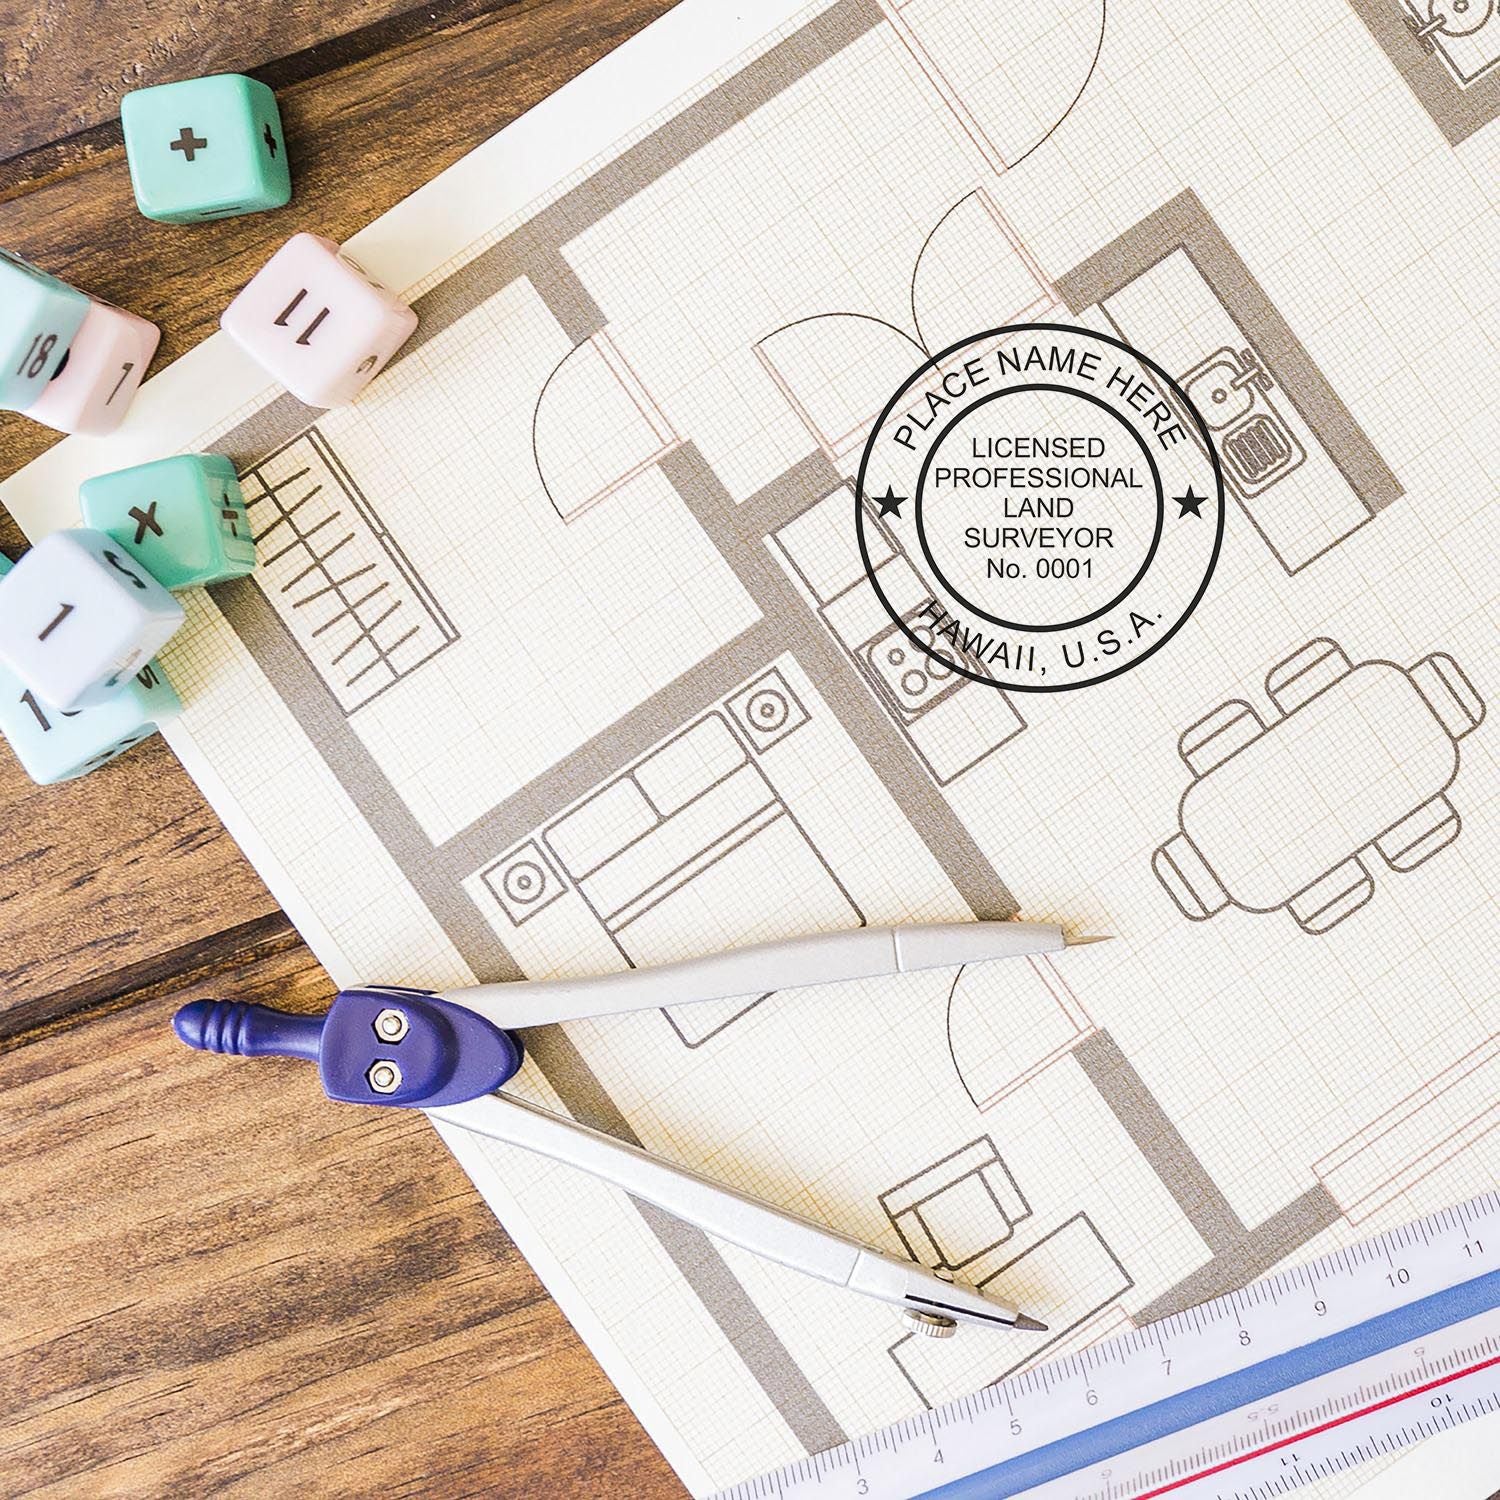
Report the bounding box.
[3,1,1498,1494]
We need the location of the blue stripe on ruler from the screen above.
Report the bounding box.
[918,1267,1500,1500]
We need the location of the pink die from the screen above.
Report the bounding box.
[220,232,418,407]
[25,299,160,435]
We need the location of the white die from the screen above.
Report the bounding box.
[0,529,184,710]
[219,232,418,407]
[24,298,160,435]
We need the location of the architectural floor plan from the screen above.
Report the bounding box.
[4,1,1497,1493]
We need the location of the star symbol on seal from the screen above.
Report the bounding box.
[1174,485,1207,519]
[872,484,907,518]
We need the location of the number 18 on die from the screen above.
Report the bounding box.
[0,250,88,412]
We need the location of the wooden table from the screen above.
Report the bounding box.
[0,3,686,1493]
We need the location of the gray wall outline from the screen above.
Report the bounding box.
[192,1,1374,1464]
[1346,0,1500,145]
[1057,188,1402,527]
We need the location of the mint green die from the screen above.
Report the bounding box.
[0,557,180,784]
[0,249,88,411]
[121,74,291,224]
[80,453,256,589]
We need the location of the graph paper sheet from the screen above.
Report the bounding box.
[4,2,1498,1493]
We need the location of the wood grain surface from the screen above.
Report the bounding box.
[0,3,687,1494]
[0,944,679,1497]
[1,0,414,159]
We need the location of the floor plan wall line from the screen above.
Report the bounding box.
[656,443,1019,920]
[90,0,1490,1484]
[736,451,845,537]
[394,0,888,377]
[210,572,854,1455]
[1347,0,1500,144]
[1072,1030,1248,1259]
[1056,189,1403,524]
[1137,1184,1343,1324]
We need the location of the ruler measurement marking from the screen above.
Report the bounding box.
[1220,1391,1500,1500]
[1049,1332,1500,1500]
[716,1197,1500,1500]
[1135,1348,1500,1499]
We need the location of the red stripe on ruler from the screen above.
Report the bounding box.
[1136,1351,1500,1498]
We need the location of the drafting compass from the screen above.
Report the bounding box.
[176,921,1104,1335]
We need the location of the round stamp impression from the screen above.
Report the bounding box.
[856,324,1224,692]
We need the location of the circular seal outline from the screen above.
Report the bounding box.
[911,382,1166,634]
[855,322,1227,694]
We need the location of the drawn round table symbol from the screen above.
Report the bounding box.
[855,324,1225,693]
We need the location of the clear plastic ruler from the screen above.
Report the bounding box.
[718,1194,1500,1500]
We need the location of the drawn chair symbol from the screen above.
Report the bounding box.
[1152,697,1262,925]
[879,1139,1030,1274]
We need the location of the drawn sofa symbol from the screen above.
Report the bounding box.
[1153,639,1485,933]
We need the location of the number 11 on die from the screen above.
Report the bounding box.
[221,232,417,406]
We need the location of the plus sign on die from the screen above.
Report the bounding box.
[121,74,291,223]
[0,529,184,712]
[221,233,418,406]
[170,126,209,162]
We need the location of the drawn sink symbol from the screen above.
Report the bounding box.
[1183,358,1254,431]
[1419,0,1495,40]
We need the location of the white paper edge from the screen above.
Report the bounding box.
[23,3,1461,1492]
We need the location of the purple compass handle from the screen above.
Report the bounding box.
[174,999,325,1060]
[173,988,524,1108]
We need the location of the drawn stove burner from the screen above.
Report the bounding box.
[1403,0,1500,84]
[724,667,811,753]
[863,609,970,722]
[484,839,568,926]
[771,482,1026,785]
[1180,346,1305,498]
[1154,638,1485,933]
